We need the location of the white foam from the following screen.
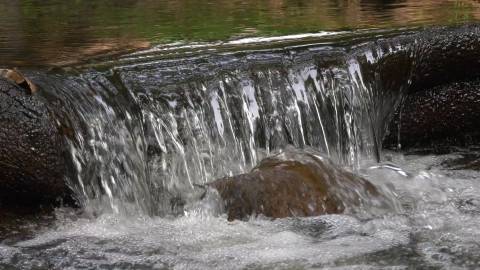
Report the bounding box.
[3,152,480,269]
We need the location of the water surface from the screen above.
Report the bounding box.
[2,0,480,66]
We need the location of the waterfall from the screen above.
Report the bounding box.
[29,32,415,216]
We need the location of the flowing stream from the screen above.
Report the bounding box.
[1,29,480,269]
[37,29,417,215]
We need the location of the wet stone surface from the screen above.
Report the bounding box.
[384,80,480,150]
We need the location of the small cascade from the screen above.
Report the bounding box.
[30,32,415,216]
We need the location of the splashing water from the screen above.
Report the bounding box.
[28,31,413,215]
[2,150,480,269]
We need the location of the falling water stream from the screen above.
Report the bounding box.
[26,30,402,215]
[1,29,480,269]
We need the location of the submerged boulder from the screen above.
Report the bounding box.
[210,151,392,221]
[0,76,71,206]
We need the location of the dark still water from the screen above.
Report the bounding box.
[1,0,480,66]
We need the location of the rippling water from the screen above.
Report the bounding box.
[1,0,480,66]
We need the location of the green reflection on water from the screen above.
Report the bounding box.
[1,0,479,66]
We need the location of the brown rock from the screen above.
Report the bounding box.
[210,151,384,221]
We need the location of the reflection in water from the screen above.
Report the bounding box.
[0,0,479,66]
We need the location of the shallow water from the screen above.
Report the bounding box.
[2,0,480,66]
[1,150,480,269]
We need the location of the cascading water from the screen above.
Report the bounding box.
[3,28,480,269]
[28,31,411,216]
